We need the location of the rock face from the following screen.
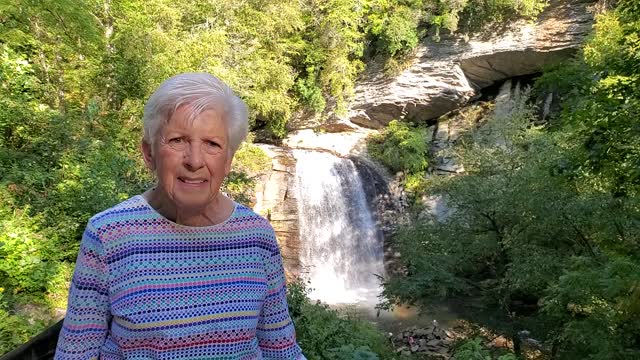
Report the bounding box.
[252,145,302,280]
[348,0,595,128]
[283,128,376,157]
[429,101,493,175]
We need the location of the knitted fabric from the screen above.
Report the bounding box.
[55,195,305,360]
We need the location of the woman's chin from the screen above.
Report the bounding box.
[172,192,215,211]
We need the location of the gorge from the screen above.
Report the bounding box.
[252,0,596,307]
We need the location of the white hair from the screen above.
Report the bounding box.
[143,73,249,155]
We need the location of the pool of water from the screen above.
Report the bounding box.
[330,301,461,334]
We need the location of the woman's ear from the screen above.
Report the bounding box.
[141,141,155,170]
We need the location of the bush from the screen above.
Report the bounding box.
[0,306,48,356]
[287,280,396,360]
[223,143,271,206]
[375,6,421,57]
[367,120,428,174]
[295,72,327,113]
[367,120,429,199]
[452,338,518,360]
[452,338,491,360]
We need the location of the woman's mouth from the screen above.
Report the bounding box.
[178,177,207,185]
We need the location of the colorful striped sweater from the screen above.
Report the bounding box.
[55,195,305,360]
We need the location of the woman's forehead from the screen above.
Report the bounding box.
[163,107,227,132]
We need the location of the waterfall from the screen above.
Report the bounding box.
[293,150,384,305]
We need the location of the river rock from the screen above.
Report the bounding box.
[392,323,458,358]
[347,0,595,127]
[427,339,441,347]
[413,327,433,337]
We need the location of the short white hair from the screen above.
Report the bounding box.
[143,73,249,155]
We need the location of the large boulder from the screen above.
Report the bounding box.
[348,0,595,128]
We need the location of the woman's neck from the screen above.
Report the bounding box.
[142,188,234,226]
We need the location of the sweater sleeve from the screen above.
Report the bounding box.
[55,221,110,360]
[256,231,306,360]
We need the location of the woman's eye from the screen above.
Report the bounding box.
[168,137,184,144]
[204,140,223,154]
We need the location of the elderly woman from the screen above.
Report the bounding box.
[55,73,306,359]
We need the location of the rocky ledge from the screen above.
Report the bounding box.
[347,0,596,129]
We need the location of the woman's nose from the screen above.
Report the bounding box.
[183,142,205,170]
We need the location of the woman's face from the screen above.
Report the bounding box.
[142,105,232,211]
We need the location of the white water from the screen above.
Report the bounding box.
[293,150,384,305]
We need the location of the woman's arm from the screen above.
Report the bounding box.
[55,221,110,360]
[256,231,306,360]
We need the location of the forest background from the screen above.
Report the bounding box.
[0,0,638,359]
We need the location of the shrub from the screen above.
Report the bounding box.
[367,120,428,174]
[286,280,396,360]
[224,143,271,206]
[375,6,421,57]
[452,338,518,360]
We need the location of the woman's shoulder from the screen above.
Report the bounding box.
[227,202,279,244]
[230,202,274,229]
[87,195,149,229]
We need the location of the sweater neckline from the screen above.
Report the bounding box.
[134,194,238,230]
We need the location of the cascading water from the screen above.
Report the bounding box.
[284,76,527,330]
[293,150,384,305]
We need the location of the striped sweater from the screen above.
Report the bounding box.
[55,195,305,360]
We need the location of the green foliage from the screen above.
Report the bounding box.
[452,338,518,360]
[453,338,491,360]
[0,305,48,356]
[232,143,271,174]
[367,120,429,198]
[367,120,428,174]
[295,72,327,113]
[532,60,591,107]
[0,211,54,294]
[363,0,548,63]
[223,143,271,206]
[542,256,640,359]
[305,0,366,114]
[534,0,640,197]
[326,345,380,360]
[367,4,421,57]
[381,73,640,358]
[286,280,396,360]
[458,0,548,34]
